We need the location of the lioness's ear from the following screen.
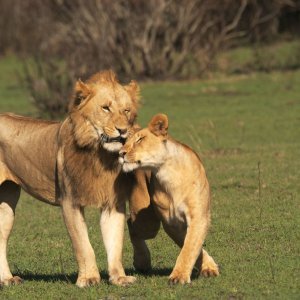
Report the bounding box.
[148,114,168,138]
[125,80,140,105]
[70,79,91,110]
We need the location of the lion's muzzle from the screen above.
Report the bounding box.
[101,134,126,145]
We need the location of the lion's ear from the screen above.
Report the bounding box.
[70,79,91,110]
[148,114,168,138]
[125,80,140,105]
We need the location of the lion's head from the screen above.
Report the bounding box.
[69,70,140,152]
[119,114,169,172]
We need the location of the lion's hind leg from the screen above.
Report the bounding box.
[0,180,22,286]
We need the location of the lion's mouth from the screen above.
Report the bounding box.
[101,134,126,145]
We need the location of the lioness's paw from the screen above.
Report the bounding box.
[2,276,23,286]
[110,275,136,286]
[132,240,152,273]
[76,276,100,288]
[133,253,151,273]
[168,271,191,285]
[201,261,219,277]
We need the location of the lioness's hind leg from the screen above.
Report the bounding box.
[0,181,22,286]
[197,249,219,277]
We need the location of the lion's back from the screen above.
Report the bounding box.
[0,113,61,203]
[0,113,58,142]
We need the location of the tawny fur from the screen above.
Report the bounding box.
[120,114,220,284]
[0,70,140,287]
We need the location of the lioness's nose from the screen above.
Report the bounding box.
[116,127,127,135]
[119,149,127,157]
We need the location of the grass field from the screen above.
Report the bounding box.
[0,56,299,299]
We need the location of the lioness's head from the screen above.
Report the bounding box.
[69,70,140,152]
[119,114,169,172]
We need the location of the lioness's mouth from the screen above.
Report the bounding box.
[120,160,141,172]
[101,134,126,145]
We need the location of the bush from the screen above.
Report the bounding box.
[1,0,299,118]
[22,57,74,119]
[1,0,299,79]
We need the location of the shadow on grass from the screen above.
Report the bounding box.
[18,271,110,284]
[17,267,177,284]
[127,267,201,280]
[126,267,173,277]
[18,272,78,284]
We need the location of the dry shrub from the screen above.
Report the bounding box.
[1,0,298,118]
[22,57,74,119]
[2,0,298,79]
[41,0,298,79]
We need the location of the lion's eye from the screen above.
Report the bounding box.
[102,106,110,112]
[125,108,130,114]
[136,137,144,144]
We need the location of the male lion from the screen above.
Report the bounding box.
[0,70,140,287]
[119,114,219,284]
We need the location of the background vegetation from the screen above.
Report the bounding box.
[1,0,300,79]
[0,0,300,118]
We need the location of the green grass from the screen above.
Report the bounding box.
[0,56,299,299]
[215,39,300,74]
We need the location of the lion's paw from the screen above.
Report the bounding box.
[168,270,191,285]
[76,276,100,288]
[110,275,136,286]
[201,261,219,277]
[2,276,23,286]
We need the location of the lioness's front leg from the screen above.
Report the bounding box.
[61,200,100,287]
[163,224,219,278]
[100,203,136,286]
[169,213,209,285]
[128,174,160,272]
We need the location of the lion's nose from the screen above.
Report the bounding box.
[119,149,127,157]
[116,127,127,135]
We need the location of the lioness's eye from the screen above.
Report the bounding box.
[125,108,130,113]
[136,137,144,144]
[102,106,110,112]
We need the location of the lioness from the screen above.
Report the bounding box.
[0,70,140,287]
[119,114,219,284]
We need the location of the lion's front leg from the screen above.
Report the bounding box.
[61,200,100,287]
[100,203,136,286]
